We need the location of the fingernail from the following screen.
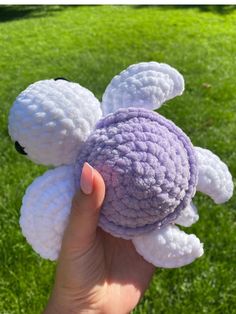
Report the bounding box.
[80,162,94,195]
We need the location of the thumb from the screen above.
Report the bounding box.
[61,162,105,254]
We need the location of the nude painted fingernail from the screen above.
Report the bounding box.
[80,162,94,195]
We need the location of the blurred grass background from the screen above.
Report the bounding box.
[0,5,236,313]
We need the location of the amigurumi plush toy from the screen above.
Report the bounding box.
[8,62,234,268]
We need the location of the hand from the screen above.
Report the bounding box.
[44,163,155,314]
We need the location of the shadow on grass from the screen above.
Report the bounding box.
[2,5,235,23]
[0,5,71,23]
[134,5,236,15]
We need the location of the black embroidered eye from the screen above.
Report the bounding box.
[54,77,69,81]
[15,141,27,155]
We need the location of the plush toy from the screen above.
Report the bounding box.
[8,62,233,268]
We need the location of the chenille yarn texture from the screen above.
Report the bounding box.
[8,61,234,268]
[75,107,198,238]
[8,79,102,166]
[20,166,75,260]
[102,62,184,114]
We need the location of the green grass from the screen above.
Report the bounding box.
[0,5,236,313]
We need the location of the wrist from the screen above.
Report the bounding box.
[43,293,77,314]
[43,296,69,314]
[43,295,102,314]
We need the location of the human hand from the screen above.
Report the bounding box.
[44,162,155,314]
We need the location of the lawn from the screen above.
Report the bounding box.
[0,5,236,314]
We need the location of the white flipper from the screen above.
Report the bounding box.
[195,147,234,204]
[132,225,203,268]
[174,202,199,227]
[20,165,75,260]
[102,62,184,115]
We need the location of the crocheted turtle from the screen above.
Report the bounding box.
[8,62,233,268]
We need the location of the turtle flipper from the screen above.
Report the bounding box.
[20,165,75,260]
[195,147,233,204]
[174,202,199,227]
[102,62,184,115]
[132,224,203,268]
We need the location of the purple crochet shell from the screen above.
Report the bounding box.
[75,108,198,239]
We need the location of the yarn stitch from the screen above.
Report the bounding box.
[75,108,198,238]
